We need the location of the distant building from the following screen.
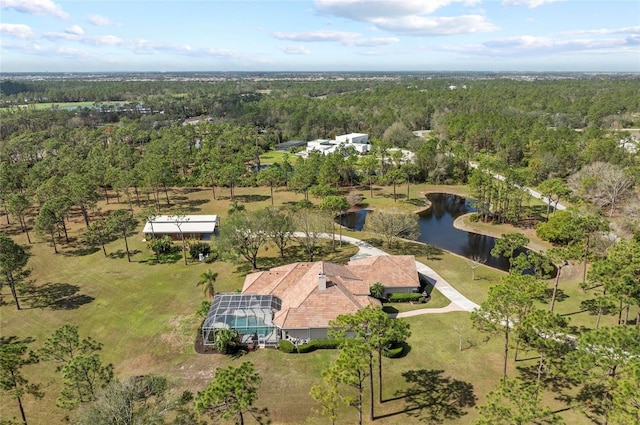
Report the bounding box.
[306,139,336,155]
[143,215,219,241]
[274,140,308,151]
[619,133,639,153]
[305,133,370,156]
[183,115,213,126]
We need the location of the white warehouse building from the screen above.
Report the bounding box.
[306,133,370,156]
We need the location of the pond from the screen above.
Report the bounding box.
[340,193,514,271]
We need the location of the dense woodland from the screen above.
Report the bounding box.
[1,74,639,234]
[1,73,640,425]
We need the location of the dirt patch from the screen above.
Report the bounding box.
[118,353,157,376]
[160,315,199,351]
[557,262,585,283]
[193,330,218,354]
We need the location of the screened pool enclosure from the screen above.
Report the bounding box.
[202,294,282,346]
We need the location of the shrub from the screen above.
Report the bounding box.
[189,242,212,260]
[214,328,239,354]
[278,339,295,353]
[204,254,217,264]
[388,293,424,303]
[195,300,211,318]
[297,339,343,353]
[148,235,175,255]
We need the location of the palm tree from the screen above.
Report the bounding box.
[197,270,218,300]
[369,282,385,300]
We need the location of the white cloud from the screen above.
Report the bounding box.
[314,0,478,21]
[125,39,240,58]
[350,37,399,46]
[88,14,119,27]
[273,30,361,43]
[502,0,559,8]
[373,15,498,36]
[314,0,495,37]
[272,30,399,47]
[0,38,95,58]
[278,45,311,55]
[42,30,122,45]
[42,31,80,42]
[561,26,640,36]
[0,23,35,39]
[54,46,94,58]
[88,35,123,46]
[446,33,638,57]
[0,0,68,19]
[65,25,84,36]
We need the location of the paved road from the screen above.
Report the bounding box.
[468,161,566,211]
[293,232,480,314]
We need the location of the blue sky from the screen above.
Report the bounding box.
[1,0,639,72]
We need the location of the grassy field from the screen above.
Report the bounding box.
[0,181,620,424]
[0,101,125,111]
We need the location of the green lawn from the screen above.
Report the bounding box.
[0,101,125,111]
[258,151,291,165]
[0,184,604,424]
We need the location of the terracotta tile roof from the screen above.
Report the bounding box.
[347,255,419,289]
[242,255,417,329]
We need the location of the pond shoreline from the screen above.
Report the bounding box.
[349,190,551,255]
[453,213,552,253]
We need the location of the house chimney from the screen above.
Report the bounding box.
[318,273,327,291]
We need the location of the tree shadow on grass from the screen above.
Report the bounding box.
[516,363,579,394]
[556,382,608,424]
[390,341,412,359]
[107,249,141,260]
[234,262,254,275]
[379,369,476,423]
[184,199,209,211]
[141,253,182,265]
[0,335,36,345]
[234,194,270,203]
[382,305,399,314]
[177,187,207,195]
[64,245,100,257]
[538,288,569,304]
[24,282,94,310]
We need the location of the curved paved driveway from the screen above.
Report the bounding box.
[293,232,479,315]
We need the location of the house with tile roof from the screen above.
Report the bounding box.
[201,255,420,346]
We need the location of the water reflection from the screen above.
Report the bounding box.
[341,193,513,271]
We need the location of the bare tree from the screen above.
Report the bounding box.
[363,207,419,249]
[172,214,190,266]
[465,255,486,280]
[294,209,330,262]
[569,162,634,216]
[622,193,640,235]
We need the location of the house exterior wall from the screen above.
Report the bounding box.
[283,329,311,340]
[145,232,204,241]
[281,327,329,341]
[310,328,329,340]
[384,287,420,297]
[336,134,369,144]
[350,143,370,153]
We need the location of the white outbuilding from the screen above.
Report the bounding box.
[143,215,219,240]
